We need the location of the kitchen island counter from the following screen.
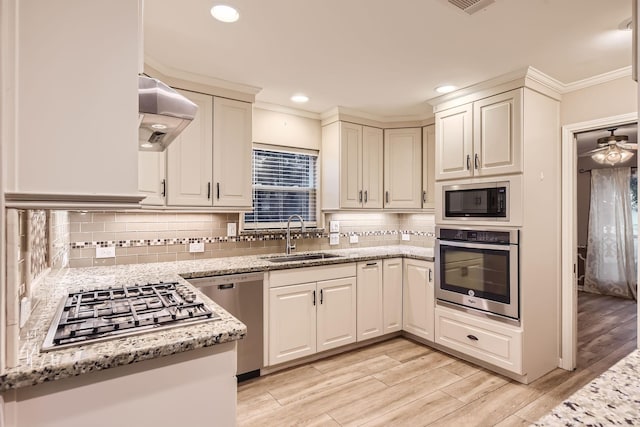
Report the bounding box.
[0,245,433,392]
[534,349,640,426]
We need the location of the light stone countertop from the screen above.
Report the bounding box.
[0,245,433,392]
[534,349,640,426]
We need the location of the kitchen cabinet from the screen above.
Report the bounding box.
[422,125,436,209]
[402,259,434,341]
[382,258,403,333]
[267,264,357,365]
[435,305,523,374]
[321,122,383,209]
[6,0,141,205]
[138,152,166,206]
[356,260,384,341]
[384,128,422,209]
[164,90,252,208]
[435,89,522,180]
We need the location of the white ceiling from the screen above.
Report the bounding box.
[144,0,633,119]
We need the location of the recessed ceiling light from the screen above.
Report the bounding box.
[291,94,309,103]
[619,17,632,31]
[435,85,457,94]
[210,5,239,23]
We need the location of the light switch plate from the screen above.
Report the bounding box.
[329,233,340,245]
[349,234,359,244]
[96,246,116,258]
[227,223,237,237]
[402,233,411,241]
[329,221,340,233]
[189,242,205,253]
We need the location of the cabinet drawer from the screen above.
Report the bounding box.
[268,263,356,288]
[435,306,522,374]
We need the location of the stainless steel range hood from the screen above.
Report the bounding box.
[138,76,198,152]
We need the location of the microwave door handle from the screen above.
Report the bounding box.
[439,240,512,251]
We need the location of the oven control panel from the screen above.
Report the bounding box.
[438,228,517,244]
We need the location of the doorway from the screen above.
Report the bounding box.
[561,113,639,371]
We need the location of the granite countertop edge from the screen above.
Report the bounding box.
[0,245,434,392]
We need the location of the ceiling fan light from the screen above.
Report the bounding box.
[591,151,608,164]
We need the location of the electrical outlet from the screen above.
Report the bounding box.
[402,233,411,241]
[227,223,237,237]
[96,246,116,258]
[189,242,205,253]
[349,234,359,244]
[330,221,340,233]
[329,233,340,245]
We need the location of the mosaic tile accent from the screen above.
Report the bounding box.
[28,210,48,282]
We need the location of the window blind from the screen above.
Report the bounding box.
[244,149,318,229]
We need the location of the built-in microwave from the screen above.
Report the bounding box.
[442,181,509,221]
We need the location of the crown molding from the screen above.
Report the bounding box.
[144,56,262,99]
[562,66,633,93]
[320,106,433,128]
[253,102,321,120]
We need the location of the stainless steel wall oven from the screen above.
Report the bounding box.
[436,226,520,320]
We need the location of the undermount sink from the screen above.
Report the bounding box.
[262,253,343,263]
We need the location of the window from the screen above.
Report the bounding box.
[244,148,318,229]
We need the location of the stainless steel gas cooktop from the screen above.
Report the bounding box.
[42,282,220,351]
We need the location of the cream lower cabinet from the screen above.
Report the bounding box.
[402,259,435,341]
[356,261,384,341]
[382,258,403,333]
[435,305,523,374]
[384,128,422,209]
[267,264,357,366]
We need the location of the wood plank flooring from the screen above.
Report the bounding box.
[238,292,637,426]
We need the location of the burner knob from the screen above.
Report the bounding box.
[114,324,120,330]
[184,293,196,303]
[134,320,140,326]
[172,313,177,320]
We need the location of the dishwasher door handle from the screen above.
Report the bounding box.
[218,283,236,290]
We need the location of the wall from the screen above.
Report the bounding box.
[561,76,637,125]
[253,106,321,150]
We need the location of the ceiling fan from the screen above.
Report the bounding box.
[579,128,637,166]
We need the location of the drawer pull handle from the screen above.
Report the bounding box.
[467,334,479,341]
[366,262,377,266]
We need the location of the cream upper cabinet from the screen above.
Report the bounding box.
[422,125,435,209]
[268,283,317,365]
[356,261,384,341]
[473,90,522,176]
[164,91,252,208]
[383,258,403,333]
[138,151,166,206]
[435,89,522,180]
[167,90,214,206]
[323,122,383,209]
[317,277,357,352]
[212,97,253,207]
[435,104,473,180]
[383,128,422,209]
[402,259,435,342]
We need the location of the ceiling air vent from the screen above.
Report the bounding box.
[448,0,495,15]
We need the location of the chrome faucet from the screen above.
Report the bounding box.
[285,214,305,255]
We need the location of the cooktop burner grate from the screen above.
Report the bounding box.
[42,282,220,351]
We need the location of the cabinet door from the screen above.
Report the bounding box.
[213,97,253,207]
[317,277,357,352]
[361,126,384,209]
[402,260,435,341]
[384,128,422,209]
[339,122,363,208]
[138,151,166,206]
[167,90,213,206]
[473,89,522,176]
[383,258,403,333]
[435,104,473,180]
[268,283,317,365]
[356,261,383,341]
[422,125,435,209]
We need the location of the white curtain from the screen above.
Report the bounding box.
[585,167,637,300]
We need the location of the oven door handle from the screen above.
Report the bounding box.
[437,239,513,251]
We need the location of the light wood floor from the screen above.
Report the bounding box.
[238,292,637,426]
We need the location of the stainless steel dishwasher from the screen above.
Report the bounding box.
[188,272,263,381]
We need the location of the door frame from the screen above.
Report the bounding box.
[560,112,638,370]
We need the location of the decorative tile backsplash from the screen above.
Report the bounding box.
[28,210,48,282]
[67,211,436,267]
